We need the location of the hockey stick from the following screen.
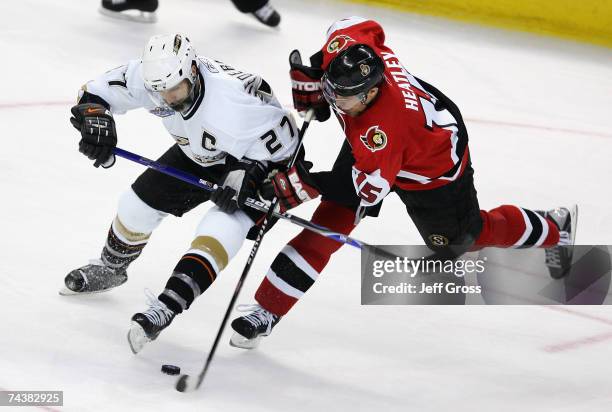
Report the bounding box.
[112,148,365,249]
[174,110,315,392]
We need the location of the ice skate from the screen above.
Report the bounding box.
[230,304,280,349]
[540,205,578,279]
[60,259,127,296]
[128,289,176,354]
[252,3,281,28]
[99,0,158,23]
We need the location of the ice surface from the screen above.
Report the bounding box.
[1,0,611,411]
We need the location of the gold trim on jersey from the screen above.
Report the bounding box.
[171,134,190,146]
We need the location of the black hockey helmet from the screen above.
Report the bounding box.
[322,44,385,101]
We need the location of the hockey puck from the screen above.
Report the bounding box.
[161,364,181,375]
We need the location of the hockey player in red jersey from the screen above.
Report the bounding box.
[229,16,577,348]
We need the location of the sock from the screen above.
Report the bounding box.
[101,216,150,272]
[255,201,356,316]
[474,205,560,248]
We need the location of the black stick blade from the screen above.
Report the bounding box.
[175,374,195,392]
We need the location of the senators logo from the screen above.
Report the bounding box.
[360,64,371,76]
[428,234,449,246]
[359,125,388,152]
[326,35,355,54]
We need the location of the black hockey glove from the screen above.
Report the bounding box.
[211,158,269,214]
[70,103,117,168]
[289,50,331,122]
[260,160,320,213]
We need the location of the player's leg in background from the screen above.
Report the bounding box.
[406,79,567,254]
[99,0,159,23]
[396,164,560,255]
[474,201,577,279]
[475,205,560,248]
[230,0,281,27]
[397,164,574,278]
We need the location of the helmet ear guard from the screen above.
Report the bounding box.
[359,91,369,105]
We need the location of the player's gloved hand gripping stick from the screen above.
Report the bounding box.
[70,103,118,168]
[111,147,366,250]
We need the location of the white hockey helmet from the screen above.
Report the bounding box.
[142,34,199,112]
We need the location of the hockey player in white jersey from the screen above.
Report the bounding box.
[64,33,299,353]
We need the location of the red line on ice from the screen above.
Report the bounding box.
[543,330,612,353]
[0,101,72,109]
[461,285,612,353]
[0,100,611,139]
[464,117,612,139]
[541,306,612,353]
[544,305,612,327]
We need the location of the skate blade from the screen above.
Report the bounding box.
[250,14,281,30]
[569,204,578,246]
[229,332,262,350]
[58,286,113,296]
[548,205,579,280]
[128,321,151,354]
[98,7,157,23]
[58,280,126,296]
[175,374,198,392]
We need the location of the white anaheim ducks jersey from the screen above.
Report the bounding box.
[83,57,299,166]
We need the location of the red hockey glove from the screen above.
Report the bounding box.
[289,50,331,121]
[261,161,320,213]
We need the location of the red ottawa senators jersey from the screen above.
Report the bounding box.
[320,17,470,207]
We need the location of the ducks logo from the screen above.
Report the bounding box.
[359,125,388,152]
[327,34,355,54]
